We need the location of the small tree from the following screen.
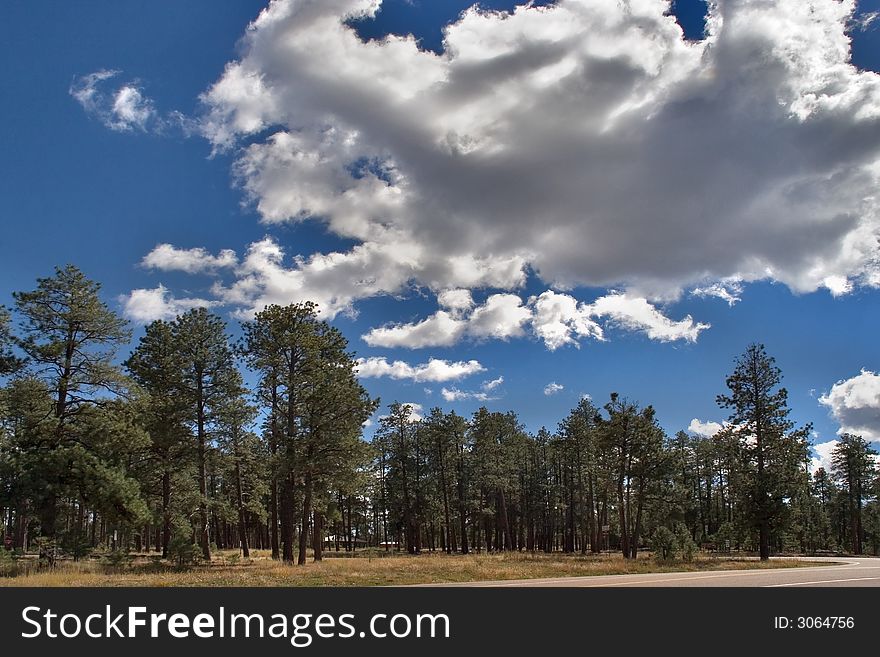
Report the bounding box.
[167,518,201,568]
[675,523,697,562]
[651,526,677,561]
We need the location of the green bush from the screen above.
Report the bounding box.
[62,534,93,561]
[675,524,697,562]
[651,526,677,561]
[651,524,698,562]
[0,549,20,577]
[167,521,201,568]
[711,522,737,553]
[102,550,132,569]
[34,537,58,567]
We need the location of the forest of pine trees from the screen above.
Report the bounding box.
[1,266,879,565]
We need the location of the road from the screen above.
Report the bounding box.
[420,557,880,587]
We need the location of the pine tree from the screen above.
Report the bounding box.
[376,402,420,553]
[13,265,132,556]
[716,344,810,560]
[171,308,239,561]
[215,391,262,558]
[126,320,191,557]
[241,303,319,563]
[295,322,376,563]
[600,393,667,559]
[0,307,24,377]
[830,434,877,555]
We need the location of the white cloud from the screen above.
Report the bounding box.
[441,386,492,402]
[482,376,504,391]
[468,293,534,340]
[211,236,421,319]
[688,418,724,438]
[531,290,604,350]
[819,370,880,441]
[810,439,839,474]
[363,310,465,348]
[690,279,744,306]
[70,70,157,132]
[853,10,879,31]
[69,69,116,109]
[440,374,505,403]
[822,275,854,297]
[111,86,154,131]
[142,244,238,273]
[363,292,530,348]
[530,290,709,349]
[364,288,705,350]
[589,294,709,343]
[437,289,475,317]
[544,382,564,396]
[355,356,485,382]
[190,0,880,319]
[120,285,217,323]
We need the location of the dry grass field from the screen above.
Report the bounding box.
[0,550,820,587]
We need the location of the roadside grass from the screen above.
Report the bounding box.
[0,550,824,587]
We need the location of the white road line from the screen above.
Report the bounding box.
[765,576,880,587]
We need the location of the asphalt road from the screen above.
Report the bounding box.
[422,557,880,587]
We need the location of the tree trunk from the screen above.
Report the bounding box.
[617,478,629,559]
[269,383,281,560]
[281,476,296,563]
[161,468,171,558]
[196,374,211,561]
[497,489,513,551]
[234,461,249,558]
[312,510,323,561]
[759,518,770,561]
[298,470,313,565]
[437,436,452,554]
[457,447,469,555]
[588,475,598,553]
[38,492,57,563]
[270,478,280,560]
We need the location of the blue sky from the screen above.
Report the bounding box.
[3,0,880,466]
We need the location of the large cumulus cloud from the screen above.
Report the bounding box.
[194,0,880,305]
[112,0,880,341]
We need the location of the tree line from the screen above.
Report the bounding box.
[1,266,878,565]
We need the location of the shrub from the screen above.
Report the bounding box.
[711,522,737,553]
[167,521,201,568]
[34,537,58,567]
[62,535,93,561]
[651,526,678,561]
[102,550,132,570]
[675,524,697,563]
[0,549,20,577]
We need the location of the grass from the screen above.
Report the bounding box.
[0,550,823,587]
